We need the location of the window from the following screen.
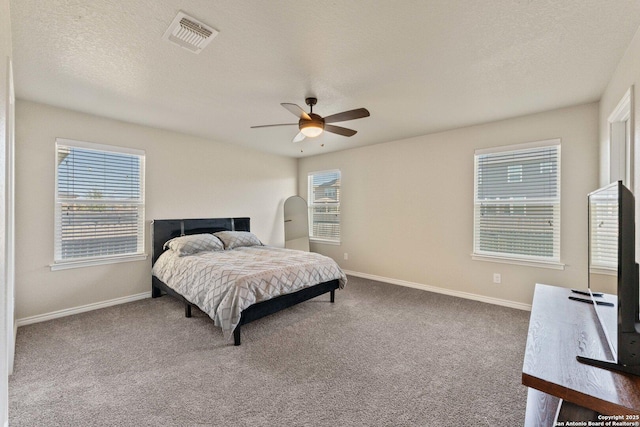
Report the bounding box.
[473,139,561,266]
[308,170,341,243]
[589,185,618,271]
[53,138,145,270]
[507,165,523,183]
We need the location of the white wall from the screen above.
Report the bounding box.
[0,0,11,423]
[599,27,640,288]
[600,27,640,190]
[14,100,297,320]
[299,103,599,307]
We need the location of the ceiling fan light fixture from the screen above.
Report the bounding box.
[299,121,324,138]
[251,98,369,143]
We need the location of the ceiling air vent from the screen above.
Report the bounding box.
[162,11,218,54]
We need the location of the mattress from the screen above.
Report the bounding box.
[152,246,347,340]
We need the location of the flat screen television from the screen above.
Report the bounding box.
[578,180,640,376]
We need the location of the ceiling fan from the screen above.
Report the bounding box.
[251,97,370,143]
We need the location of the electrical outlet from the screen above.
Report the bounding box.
[344,253,349,260]
[493,273,502,284]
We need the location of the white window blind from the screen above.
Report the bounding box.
[54,139,145,265]
[308,170,341,243]
[473,140,560,263]
[589,184,618,271]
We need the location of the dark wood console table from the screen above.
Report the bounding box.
[522,283,640,426]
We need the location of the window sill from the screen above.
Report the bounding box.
[471,253,565,270]
[589,267,616,276]
[310,238,341,246]
[50,253,148,271]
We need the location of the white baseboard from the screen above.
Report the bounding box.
[343,270,532,311]
[14,273,530,328]
[16,292,152,327]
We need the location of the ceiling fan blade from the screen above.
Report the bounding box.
[324,124,357,137]
[323,108,370,124]
[281,103,311,121]
[250,123,297,128]
[292,131,306,143]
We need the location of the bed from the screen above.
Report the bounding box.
[151,217,346,345]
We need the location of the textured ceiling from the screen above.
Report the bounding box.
[10,0,640,158]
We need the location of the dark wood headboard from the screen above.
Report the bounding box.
[151,217,250,265]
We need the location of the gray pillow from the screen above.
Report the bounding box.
[214,231,262,250]
[164,233,224,256]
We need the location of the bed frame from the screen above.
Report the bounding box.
[151,217,339,345]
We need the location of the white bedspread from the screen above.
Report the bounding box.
[152,246,347,340]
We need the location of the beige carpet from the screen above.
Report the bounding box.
[9,276,530,426]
